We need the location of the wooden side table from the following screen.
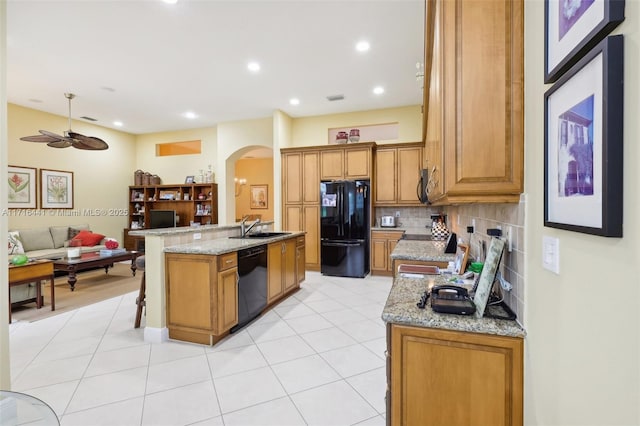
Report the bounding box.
[8,260,55,323]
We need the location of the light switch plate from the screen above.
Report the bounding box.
[542,236,560,274]
[193,233,202,240]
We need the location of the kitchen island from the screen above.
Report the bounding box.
[383,270,525,425]
[163,231,305,345]
[128,223,304,344]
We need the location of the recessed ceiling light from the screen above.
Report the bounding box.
[289,98,300,106]
[162,0,178,4]
[101,86,116,92]
[247,62,261,73]
[373,86,385,95]
[183,111,198,119]
[28,98,43,103]
[113,121,123,127]
[356,41,370,52]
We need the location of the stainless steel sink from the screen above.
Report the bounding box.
[246,232,291,238]
[229,232,291,239]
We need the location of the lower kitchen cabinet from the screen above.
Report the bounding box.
[165,252,238,345]
[371,230,404,275]
[388,324,523,426]
[267,237,298,304]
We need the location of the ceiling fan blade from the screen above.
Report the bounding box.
[20,134,60,143]
[39,129,66,140]
[68,132,109,150]
[47,140,73,148]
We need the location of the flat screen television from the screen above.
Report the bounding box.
[149,209,176,229]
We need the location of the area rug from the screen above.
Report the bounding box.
[10,262,141,323]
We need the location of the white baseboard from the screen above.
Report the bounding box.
[144,327,168,344]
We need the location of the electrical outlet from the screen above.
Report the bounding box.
[506,226,513,252]
[472,219,476,229]
[193,233,202,240]
[395,211,401,217]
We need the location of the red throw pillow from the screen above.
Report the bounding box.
[72,230,105,247]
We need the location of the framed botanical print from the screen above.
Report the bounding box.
[8,165,37,209]
[40,169,74,209]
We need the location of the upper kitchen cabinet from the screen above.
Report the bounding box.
[283,150,320,204]
[374,142,424,205]
[320,142,375,180]
[423,0,524,204]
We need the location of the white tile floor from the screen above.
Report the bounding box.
[8,271,392,426]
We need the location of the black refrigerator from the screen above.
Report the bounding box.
[320,180,370,278]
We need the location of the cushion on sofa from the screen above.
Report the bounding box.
[8,231,25,255]
[18,227,55,252]
[68,224,90,241]
[72,230,105,247]
[49,226,70,249]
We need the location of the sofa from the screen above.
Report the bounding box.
[9,224,109,305]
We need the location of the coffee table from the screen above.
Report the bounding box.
[53,251,140,291]
[8,259,55,323]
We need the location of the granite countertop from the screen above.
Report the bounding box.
[382,275,525,338]
[129,221,275,237]
[164,231,305,256]
[371,226,430,235]
[390,239,456,263]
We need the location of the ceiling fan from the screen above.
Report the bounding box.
[20,93,109,150]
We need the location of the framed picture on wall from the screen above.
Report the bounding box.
[545,0,625,83]
[8,165,37,209]
[40,169,74,209]
[544,35,623,237]
[250,185,268,209]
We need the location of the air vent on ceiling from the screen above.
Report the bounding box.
[81,116,98,122]
[326,94,345,102]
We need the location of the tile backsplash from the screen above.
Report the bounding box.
[375,198,526,324]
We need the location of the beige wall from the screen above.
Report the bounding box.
[291,105,422,146]
[524,2,639,425]
[7,104,137,242]
[134,127,218,187]
[234,158,274,221]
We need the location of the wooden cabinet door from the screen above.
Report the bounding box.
[283,152,303,204]
[216,267,238,334]
[370,237,388,272]
[344,147,371,179]
[296,239,306,285]
[303,151,320,204]
[283,239,297,293]
[397,146,423,204]
[165,254,214,332]
[303,205,320,269]
[374,148,397,204]
[390,324,523,426]
[424,0,523,204]
[284,205,303,232]
[320,150,344,180]
[267,242,284,303]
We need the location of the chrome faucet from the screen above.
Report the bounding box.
[241,217,261,237]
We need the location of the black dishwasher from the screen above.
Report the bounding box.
[230,245,268,333]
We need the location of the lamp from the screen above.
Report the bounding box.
[235,178,247,196]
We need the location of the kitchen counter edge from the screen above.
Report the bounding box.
[163,231,306,256]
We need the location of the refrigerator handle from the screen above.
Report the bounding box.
[338,185,344,237]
